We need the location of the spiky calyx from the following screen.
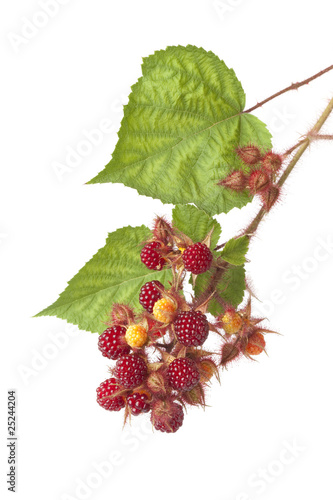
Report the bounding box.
[181,384,206,407]
[236,145,262,165]
[151,400,184,433]
[260,185,280,211]
[153,297,177,323]
[248,169,271,194]
[146,370,168,396]
[220,342,241,368]
[125,324,148,348]
[262,151,283,173]
[152,216,174,245]
[219,170,249,192]
[109,303,135,327]
[198,358,219,383]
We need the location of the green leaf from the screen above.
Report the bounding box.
[193,265,246,316]
[219,235,249,265]
[35,226,172,334]
[88,45,271,216]
[172,204,221,248]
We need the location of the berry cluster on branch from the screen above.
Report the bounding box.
[220,146,283,211]
[96,215,273,433]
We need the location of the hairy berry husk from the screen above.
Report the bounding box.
[152,216,173,245]
[114,354,148,389]
[109,303,135,326]
[167,357,200,391]
[248,169,271,194]
[262,152,283,173]
[151,400,184,433]
[236,145,262,165]
[174,310,209,346]
[139,280,164,313]
[219,170,249,191]
[96,378,125,411]
[182,242,213,275]
[140,241,165,270]
[147,371,168,396]
[221,342,241,367]
[98,326,131,360]
[260,185,280,211]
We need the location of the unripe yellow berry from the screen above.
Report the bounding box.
[125,324,148,348]
[222,311,243,335]
[153,298,177,323]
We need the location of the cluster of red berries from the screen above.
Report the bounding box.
[220,145,283,211]
[140,239,213,274]
[96,216,271,433]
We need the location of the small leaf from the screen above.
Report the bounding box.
[35,226,172,334]
[193,265,246,316]
[219,236,249,265]
[88,45,272,216]
[172,204,221,248]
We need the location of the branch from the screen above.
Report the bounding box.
[245,96,333,236]
[244,64,333,114]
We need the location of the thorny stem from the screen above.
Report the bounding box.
[244,64,333,114]
[201,97,333,306]
[245,96,333,236]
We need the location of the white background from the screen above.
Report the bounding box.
[1,1,333,499]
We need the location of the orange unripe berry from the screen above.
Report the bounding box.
[153,298,177,323]
[246,332,266,355]
[222,310,243,335]
[125,324,148,348]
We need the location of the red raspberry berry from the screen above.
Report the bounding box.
[140,242,165,270]
[127,392,151,415]
[174,310,209,346]
[139,280,164,313]
[182,243,213,274]
[96,378,125,411]
[114,354,148,389]
[167,357,200,391]
[151,401,184,433]
[98,326,131,360]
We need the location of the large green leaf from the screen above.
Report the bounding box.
[88,45,272,216]
[35,226,172,334]
[172,204,221,248]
